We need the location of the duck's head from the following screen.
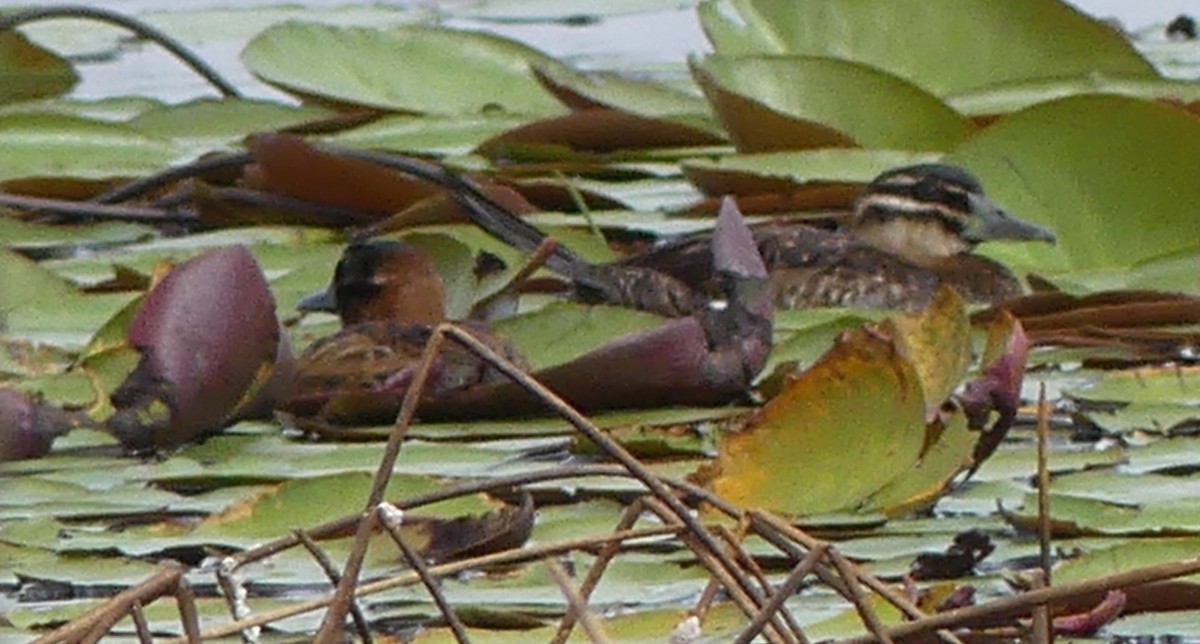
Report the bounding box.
[298,240,448,326]
[847,164,1056,265]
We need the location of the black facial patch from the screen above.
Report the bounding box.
[334,241,408,302]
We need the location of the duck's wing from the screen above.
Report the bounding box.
[285,321,528,423]
[754,226,939,311]
[928,254,1024,305]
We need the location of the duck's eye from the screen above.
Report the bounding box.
[913,177,942,203]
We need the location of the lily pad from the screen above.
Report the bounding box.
[946,95,1200,275]
[532,63,714,120]
[324,114,535,156]
[947,73,1200,117]
[698,0,1156,96]
[494,301,668,370]
[242,21,569,116]
[701,325,927,517]
[129,98,334,156]
[693,54,971,152]
[682,148,941,197]
[0,112,180,186]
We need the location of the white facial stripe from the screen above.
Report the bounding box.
[857,193,970,225]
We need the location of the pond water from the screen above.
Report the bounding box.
[7,0,1198,103]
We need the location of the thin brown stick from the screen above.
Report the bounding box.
[1036,383,1053,584]
[827,549,894,644]
[716,522,808,642]
[130,601,152,643]
[93,152,251,204]
[835,556,1200,644]
[34,563,185,644]
[1029,571,1050,644]
[0,5,241,96]
[641,498,787,644]
[545,557,612,644]
[749,511,966,644]
[377,504,471,643]
[470,237,562,318]
[229,463,738,570]
[213,558,257,644]
[746,513,854,597]
[692,522,748,622]
[440,325,771,611]
[169,526,683,642]
[549,500,646,644]
[315,327,448,642]
[733,544,826,644]
[0,192,194,224]
[173,577,201,644]
[294,529,373,643]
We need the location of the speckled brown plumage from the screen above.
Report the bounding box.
[620,164,1054,312]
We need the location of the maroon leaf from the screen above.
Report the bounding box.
[0,388,73,461]
[424,197,773,419]
[107,246,289,451]
[956,313,1030,476]
[1054,590,1126,636]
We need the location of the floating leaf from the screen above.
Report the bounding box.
[946,95,1200,274]
[476,108,724,156]
[129,98,334,156]
[862,411,977,516]
[533,63,713,119]
[701,325,927,517]
[242,22,568,116]
[324,114,533,156]
[693,55,970,152]
[0,113,180,188]
[245,133,438,220]
[886,287,971,415]
[698,0,1155,96]
[948,73,1200,118]
[494,302,667,370]
[681,148,940,197]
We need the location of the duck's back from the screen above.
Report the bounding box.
[622,223,1023,312]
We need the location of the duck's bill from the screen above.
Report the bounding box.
[967,193,1057,245]
[297,286,337,313]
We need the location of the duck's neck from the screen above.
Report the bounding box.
[848,218,972,267]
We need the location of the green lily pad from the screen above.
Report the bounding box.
[693,54,970,152]
[494,302,667,370]
[0,248,137,349]
[0,96,162,122]
[1008,492,1200,535]
[242,22,569,116]
[129,98,334,156]
[948,73,1200,117]
[947,95,1200,275]
[682,148,942,194]
[698,0,1156,96]
[0,217,154,252]
[533,63,715,121]
[1069,366,1200,406]
[0,112,181,185]
[324,114,535,156]
[1050,469,1200,506]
